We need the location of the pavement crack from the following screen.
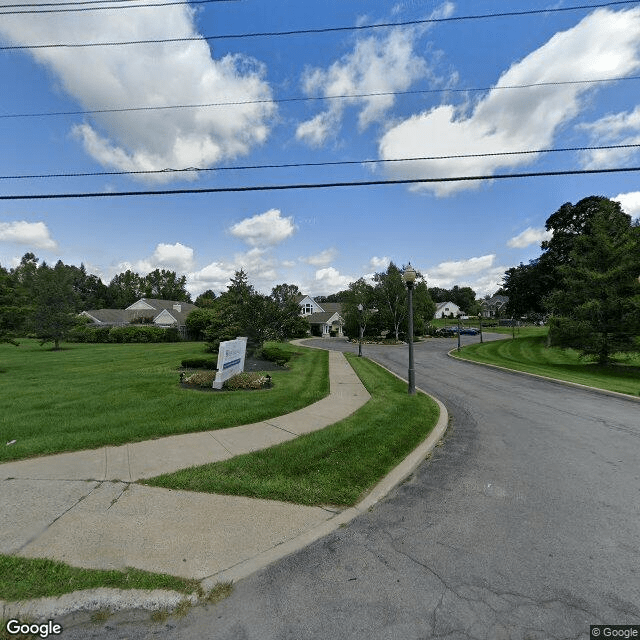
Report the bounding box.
[14,481,100,553]
[264,421,298,436]
[207,432,234,456]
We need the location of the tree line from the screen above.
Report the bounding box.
[501,196,640,364]
[0,253,191,348]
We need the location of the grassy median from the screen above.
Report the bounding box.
[0,555,200,603]
[0,340,328,463]
[144,354,440,507]
[453,334,640,396]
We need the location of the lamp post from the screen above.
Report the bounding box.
[402,263,416,395]
[357,303,363,357]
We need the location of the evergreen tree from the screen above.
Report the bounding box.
[32,262,77,350]
[547,209,640,364]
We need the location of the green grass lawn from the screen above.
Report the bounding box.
[0,340,328,463]
[0,555,199,602]
[453,334,640,396]
[144,354,440,507]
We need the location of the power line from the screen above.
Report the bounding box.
[1,1,637,50]
[0,0,236,15]
[2,166,639,200]
[2,144,639,181]
[3,75,639,120]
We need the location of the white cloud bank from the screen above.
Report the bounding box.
[295,3,455,146]
[229,209,296,247]
[302,248,338,266]
[425,254,505,296]
[0,221,57,250]
[0,3,275,180]
[379,7,640,196]
[580,105,640,168]
[613,191,640,220]
[507,227,552,249]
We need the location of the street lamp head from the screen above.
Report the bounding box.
[403,263,417,285]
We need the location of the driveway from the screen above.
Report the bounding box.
[61,335,640,639]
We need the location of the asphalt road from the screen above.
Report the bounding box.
[60,335,640,640]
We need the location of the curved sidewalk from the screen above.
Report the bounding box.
[1,347,447,619]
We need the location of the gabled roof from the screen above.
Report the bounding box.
[435,301,459,311]
[481,295,509,306]
[126,298,198,326]
[306,311,343,325]
[80,309,129,324]
[319,302,343,313]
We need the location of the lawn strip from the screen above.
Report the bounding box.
[453,335,640,397]
[0,554,199,602]
[0,341,328,463]
[143,355,439,507]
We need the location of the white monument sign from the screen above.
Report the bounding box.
[212,337,248,389]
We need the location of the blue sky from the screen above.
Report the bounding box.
[1,0,640,298]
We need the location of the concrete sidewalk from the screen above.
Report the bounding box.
[1,346,447,619]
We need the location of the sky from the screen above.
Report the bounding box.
[1,0,640,299]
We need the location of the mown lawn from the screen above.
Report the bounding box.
[144,354,440,507]
[0,340,328,463]
[0,555,199,602]
[453,334,640,396]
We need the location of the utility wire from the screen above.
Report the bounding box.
[0,0,236,15]
[2,75,639,120]
[2,144,639,181]
[2,166,639,200]
[1,1,637,50]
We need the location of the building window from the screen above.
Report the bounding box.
[302,303,313,315]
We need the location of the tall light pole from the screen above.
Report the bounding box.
[403,263,416,395]
[357,303,363,357]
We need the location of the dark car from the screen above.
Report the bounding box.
[459,328,480,335]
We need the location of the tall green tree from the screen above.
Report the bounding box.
[107,270,145,308]
[0,266,24,345]
[194,289,217,308]
[32,261,77,350]
[546,208,640,364]
[373,262,410,341]
[142,269,191,302]
[341,278,377,338]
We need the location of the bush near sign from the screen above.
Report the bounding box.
[212,337,248,389]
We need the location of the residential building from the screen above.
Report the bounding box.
[434,301,462,319]
[296,295,344,337]
[81,298,198,333]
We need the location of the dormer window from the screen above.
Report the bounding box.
[302,303,314,316]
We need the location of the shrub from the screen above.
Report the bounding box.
[223,372,270,390]
[109,325,180,343]
[181,357,217,369]
[259,345,293,366]
[181,371,217,387]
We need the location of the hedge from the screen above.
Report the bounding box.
[68,325,181,343]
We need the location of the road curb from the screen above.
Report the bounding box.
[448,349,640,402]
[1,346,448,622]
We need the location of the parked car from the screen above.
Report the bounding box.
[459,328,480,335]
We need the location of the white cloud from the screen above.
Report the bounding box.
[0,5,275,180]
[152,242,194,271]
[424,254,505,296]
[579,105,640,168]
[295,17,440,146]
[229,209,296,247]
[369,255,391,270]
[188,261,236,295]
[379,8,640,196]
[302,248,338,266]
[313,267,355,294]
[507,227,552,249]
[613,191,640,220]
[0,221,57,249]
